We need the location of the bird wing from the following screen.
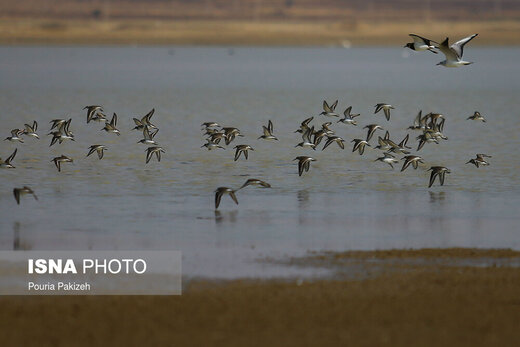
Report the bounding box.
[302,117,313,127]
[323,100,332,113]
[229,191,239,205]
[439,172,446,185]
[13,189,20,204]
[409,34,438,46]
[143,108,155,122]
[343,106,352,117]
[383,108,391,121]
[428,171,438,188]
[451,34,478,58]
[6,148,17,163]
[215,191,223,209]
[399,134,410,148]
[298,161,304,176]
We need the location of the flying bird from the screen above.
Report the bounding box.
[404,34,438,54]
[102,113,120,135]
[51,155,73,172]
[234,145,254,161]
[86,145,107,159]
[22,121,39,139]
[13,186,38,205]
[351,139,370,155]
[320,100,339,117]
[214,187,239,209]
[145,146,165,164]
[401,155,424,172]
[428,166,451,188]
[294,156,316,176]
[0,148,17,168]
[374,103,394,121]
[467,111,486,122]
[84,105,104,123]
[238,179,271,190]
[258,120,278,140]
[133,109,157,130]
[435,34,478,67]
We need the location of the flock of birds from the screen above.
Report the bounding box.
[3,33,490,209]
[4,106,168,205]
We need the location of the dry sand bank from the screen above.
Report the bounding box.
[1,18,520,45]
[1,248,520,346]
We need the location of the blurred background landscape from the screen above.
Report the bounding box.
[1,0,519,45]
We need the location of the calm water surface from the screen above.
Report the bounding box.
[0,46,518,278]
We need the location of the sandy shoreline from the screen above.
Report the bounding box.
[1,18,520,46]
[1,248,519,346]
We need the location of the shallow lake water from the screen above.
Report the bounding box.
[0,46,519,278]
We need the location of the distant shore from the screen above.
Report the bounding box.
[1,18,520,45]
[1,248,519,346]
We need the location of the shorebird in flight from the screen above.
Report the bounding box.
[222,127,243,145]
[294,156,316,176]
[86,145,107,160]
[22,121,39,139]
[401,155,424,172]
[467,111,486,122]
[145,146,165,164]
[84,105,104,123]
[4,129,24,143]
[51,155,73,172]
[138,127,159,145]
[258,120,278,140]
[13,186,38,205]
[0,148,17,168]
[351,139,370,155]
[374,103,394,121]
[435,34,478,67]
[214,187,239,209]
[234,144,254,161]
[404,34,438,54]
[295,126,316,150]
[133,109,157,130]
[102,113,120,135]
[466,154,491,168]
[322,135,345,150]
[238,179,271,190]
[375,153,399,169]
[337,106,360,126]
[320,100,339,117]
[49,119,74,146]
[364,124,383,142]
[201,140,225,150]
[428,166,450,188]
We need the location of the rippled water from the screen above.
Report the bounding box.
[0,46,519,278]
